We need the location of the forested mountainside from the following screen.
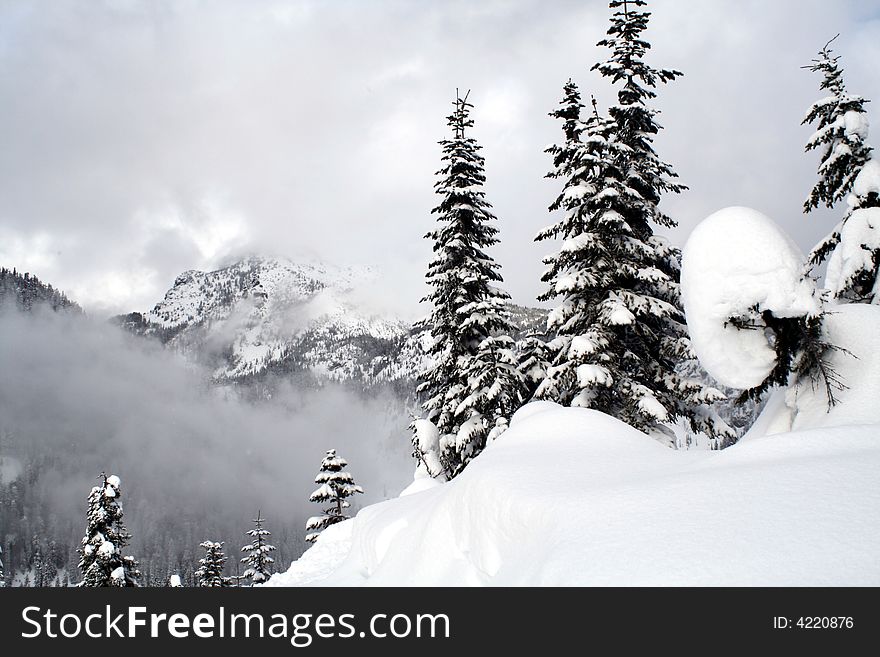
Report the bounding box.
[0,268,80,313]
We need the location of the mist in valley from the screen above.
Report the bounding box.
[0,305,414,585]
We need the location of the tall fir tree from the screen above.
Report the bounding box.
[0,544,5,587]
[536,2,734,442]
[240,511,276,585]
[306,449,363,543]
[415,91,520,478]
[196,541,231,587]
[77,473,140,587]
[802,36,879,303]
[802,35,873,213]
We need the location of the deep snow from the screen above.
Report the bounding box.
[268,400,880,586]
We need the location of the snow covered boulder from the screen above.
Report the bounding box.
[681,207,820,390]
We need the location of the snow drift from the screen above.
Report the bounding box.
[269,399,880,586]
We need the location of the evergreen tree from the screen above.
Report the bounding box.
[196,541,231,587]
[30,536,44,587]
[415,91,519,477]
[536,2,734,443]
[821,161,880,303]
[306,449,363,543]
[727,307,843,409]
[239,510,276,585]
[802,35,872,213]
[545,79,587,184]
[0,544,5,587]
[517,334,552,401]
[77,473,140,587]
[802,36,879,303]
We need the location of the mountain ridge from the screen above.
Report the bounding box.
[115,255,547,395]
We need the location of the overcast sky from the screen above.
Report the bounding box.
[1,0,879,318]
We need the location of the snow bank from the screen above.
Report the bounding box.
[269,401,880,586]
[681,207,819,389]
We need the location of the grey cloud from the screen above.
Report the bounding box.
[0,0,878,315]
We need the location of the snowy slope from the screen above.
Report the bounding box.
[267,401,880,586]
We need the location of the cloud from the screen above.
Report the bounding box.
[0,0,878,315]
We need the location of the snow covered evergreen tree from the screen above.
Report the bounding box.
[802,36,879,303]
[802,36,873,213]
[516,333,552,401]
[0,544,5,587]
[415,91,520,478]
[545,79,587,183]
[306,449,363,543]
[196,541,231,587]
[536,2,734,443]
[239,511,276,585]
[77,473,140,587]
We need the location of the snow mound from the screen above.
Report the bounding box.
[681,207,819,389]
[269,402,880,586]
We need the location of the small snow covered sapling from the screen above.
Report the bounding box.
[516,333,551,400]
[77,472,140,587]
[239,510,276,585]
[305,449,363,543]
[410,418,444,478]
[196,541,232,587]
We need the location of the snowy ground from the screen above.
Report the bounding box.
[268,401,880,586]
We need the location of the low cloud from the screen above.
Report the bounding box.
[0,306,413,577]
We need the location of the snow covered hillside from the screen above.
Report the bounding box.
[117,255,548,393]
[269,304,880,587]
[117,256,420,388]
